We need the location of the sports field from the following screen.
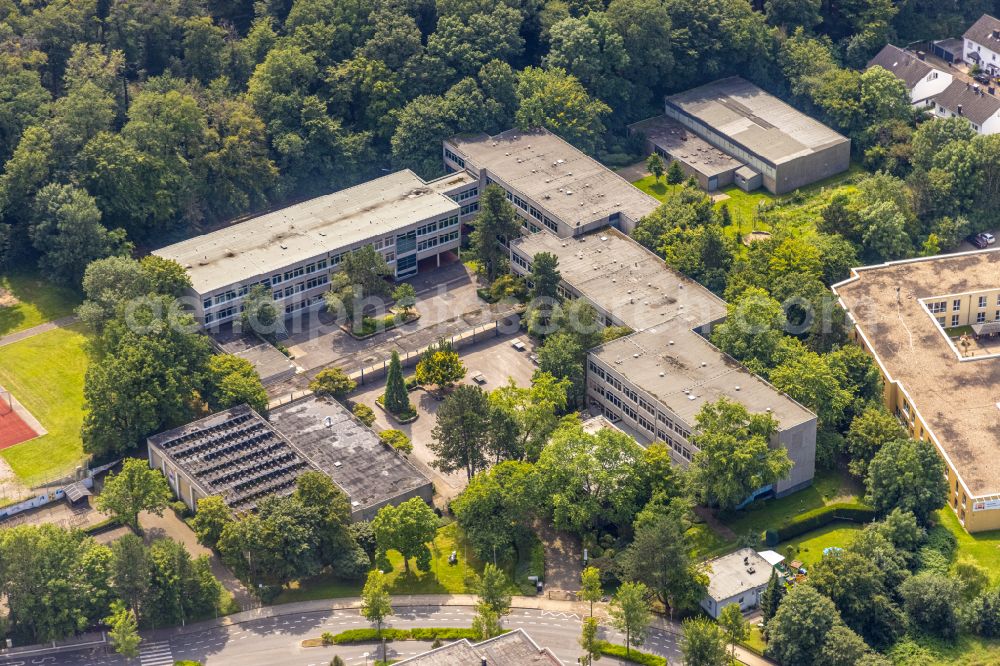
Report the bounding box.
[0,325,89,489]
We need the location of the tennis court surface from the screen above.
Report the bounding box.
[0,389,44,449]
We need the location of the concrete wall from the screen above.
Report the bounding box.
[700,585,767,619]
[149,445,204,514]
[772,140,851,194]
[774,418,818,496]
[353,482,434,523]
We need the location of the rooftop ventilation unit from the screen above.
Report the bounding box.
[324,416,333,427]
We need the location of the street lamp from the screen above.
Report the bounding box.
[363,651,370,666]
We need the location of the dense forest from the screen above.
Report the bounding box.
[0,0,996,285]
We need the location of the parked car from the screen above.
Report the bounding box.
[969,233,989,249]
[982,232,996,245]
[974,72,992,85]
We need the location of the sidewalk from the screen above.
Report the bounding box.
[0,314,78,348]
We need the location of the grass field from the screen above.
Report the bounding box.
[0,325,89,487]
[0,272,80,337]
[631,164,865,244]
[720,468,864,539]
[936,508,1000,584]
[779,523,864,569]
[276,523,541,604]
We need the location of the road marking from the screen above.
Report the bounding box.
[138,640,174,666]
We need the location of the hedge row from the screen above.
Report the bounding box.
[596,641,667,666]
[764,502,875,545]
[326,627,484,645]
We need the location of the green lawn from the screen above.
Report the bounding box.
[778,523,864,569]
[720,468,864,539]
[276,523,542,604]
[0,272,80,337]
[936,508,1000,584]
[889,633,1000,665]
[631,175,684,201]
[0,325,90,487]
[631,163,865,244]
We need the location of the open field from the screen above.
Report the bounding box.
[937,507,1000,584]
[0,271,79,337]
[275,522,542,604]
[779,522,864,569]
[720,468,864,539]
[0,325,89,488]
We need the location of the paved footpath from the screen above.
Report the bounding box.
[0,315,78,348]
[0,595,775,666]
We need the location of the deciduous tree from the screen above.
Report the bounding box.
[309,367,356,400]
[609,582,651,656]
[190,496,232,549]
[865,437,948,524]
[371,498,437,573]
[681,616,729,666]
[361,569,393,639]
[96,459,172,533]
[689,398,792,511]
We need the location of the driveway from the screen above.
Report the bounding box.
[270,264,517,396]
[350,334,539,506]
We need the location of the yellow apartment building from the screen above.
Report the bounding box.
[833,249,1000,532]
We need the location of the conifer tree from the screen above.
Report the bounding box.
[384,350,411,416]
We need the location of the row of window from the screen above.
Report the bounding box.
[511,252,530,271]
[203,217,461,311]
[461,202,480,216]
[444,148,465,168]
[588,361,692,439]
[602,395,694,461]
[485,175,560,235]
[452,187,478,202]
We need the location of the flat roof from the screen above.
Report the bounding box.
[448,128,660,231]
[512,228,813,430]
[148,398,432,515]
[705,548,775,601]
[147,405,311,513]
[396,629,561,665]
[666,77,849,166]
[153,170,459,295]
[834,249,1000,497]
[268,395,431,514]
[511,227,728,329]
[595,328,815,430]
[629,115,742,178]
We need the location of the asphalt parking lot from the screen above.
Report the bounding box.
[351,333,539,504]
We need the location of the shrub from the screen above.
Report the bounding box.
[327,627,483,644]
[769,502,875,542]
[310,367,356,399]
[353,403,376,427]
[330,628,410,644]
[322,632,336,645]
[380,429,413,454]
[170,500,190,518]
[597,640,667,665]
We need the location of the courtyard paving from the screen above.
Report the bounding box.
[350,334,539,506]
[268,263,518,397]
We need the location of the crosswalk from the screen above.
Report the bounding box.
[138,640,174,666]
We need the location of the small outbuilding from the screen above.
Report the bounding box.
[700,548,777,619]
